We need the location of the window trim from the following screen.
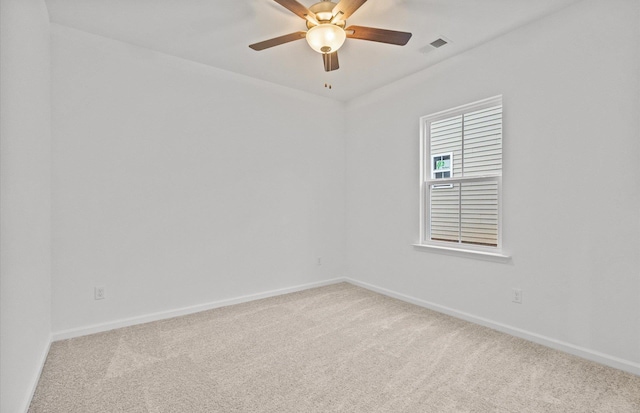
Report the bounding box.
[418,96,507,257]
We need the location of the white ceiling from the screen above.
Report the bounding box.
[45,0,581,101]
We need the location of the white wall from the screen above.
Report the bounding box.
[345,0,640,367]
[51,25,346,333]
[0,0,53,411]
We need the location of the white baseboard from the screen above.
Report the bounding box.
[345,277,640,377]
[50,275,639,377]
[52,278,347,341]
[22,334,52,413]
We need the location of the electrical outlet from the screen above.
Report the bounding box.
[317,257,322,266]
[512,288,522,304]
[95,286,105,300]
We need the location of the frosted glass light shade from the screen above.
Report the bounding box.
[305,24,346,54]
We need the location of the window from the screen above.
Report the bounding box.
[418,96,503,254]
[431,153,452,179]
[431,153,453,189]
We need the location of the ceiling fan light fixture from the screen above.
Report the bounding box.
[306,24,346,54]
[248,0,412,72]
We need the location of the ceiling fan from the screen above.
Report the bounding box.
[249,0,412,72]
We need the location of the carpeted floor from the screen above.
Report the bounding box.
[30,282,640,412]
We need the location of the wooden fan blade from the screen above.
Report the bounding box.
[249,31,306,51]
[346,25,412,45]
[274,0,317,22]
[332,0,367,20]
[322,51,339,72]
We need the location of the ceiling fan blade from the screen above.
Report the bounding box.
[345,25,412,46]
[332,0,367,20]
[249,31,307,51]
[322,51,339,72]
[274,0,317,22]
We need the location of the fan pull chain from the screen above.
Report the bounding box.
[324,52,332,90]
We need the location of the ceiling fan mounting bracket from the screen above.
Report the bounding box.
[305,1,345,29]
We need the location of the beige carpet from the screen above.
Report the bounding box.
[30,282,640,412]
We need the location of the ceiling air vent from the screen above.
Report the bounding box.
[430,38,448,48]
[420,36,451,54]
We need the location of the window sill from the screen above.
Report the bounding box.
[413,243,511,262]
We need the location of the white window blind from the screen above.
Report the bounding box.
[420,96,503,250]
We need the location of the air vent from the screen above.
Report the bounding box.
[430,38,448,48]
[420,36,451,54]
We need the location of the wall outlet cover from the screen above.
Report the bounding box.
[95,286,105,300]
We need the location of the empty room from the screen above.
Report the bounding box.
[1,0,639,412]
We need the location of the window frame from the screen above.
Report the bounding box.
[417,95,507,258]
